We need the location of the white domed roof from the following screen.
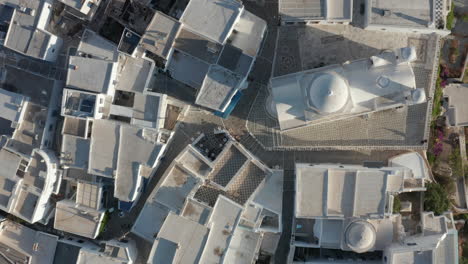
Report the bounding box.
[411,88,426,104]
[308,72,349,113]
[345,221,376,253]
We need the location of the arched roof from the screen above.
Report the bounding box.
[345,221,376,253]
[308,72,349,114]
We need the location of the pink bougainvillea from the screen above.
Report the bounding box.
[432,129,444,156]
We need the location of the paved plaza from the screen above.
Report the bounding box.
[247,23,441,150]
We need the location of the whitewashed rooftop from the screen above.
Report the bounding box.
[88,119,120,178]
[148,213,209,264]
[389,152,429,180]
[66,56,116,94]
[384,212,458,264]
[198,195,243,264]
[3,0,61,61]
[280,0,352,23]
[115,126,164,202]
[295,163,410,218]
[54,199,105,239]
[444,83,468,127]
[134,133,282,263]
[0,220,58,264]
[78,29,118,62]
[271,47,425,130]
[165,0,266,113]
[180,0,241,44]
[0,88,25,123]
[140,11,180,59]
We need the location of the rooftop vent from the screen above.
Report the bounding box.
[19,7,35,16]
[382,10,392,17]
[206,42,220,54]
[377,76,390,88]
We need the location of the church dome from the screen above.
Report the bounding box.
[345,221,376,253]
[308,72,349,114]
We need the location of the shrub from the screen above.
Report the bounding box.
[449,146,463,177]
[461,257,468,264]
[424,182,451,215]
[465,165,468,180]
[432,67,443,119]
[99,212,109,235]
[455,213,468,220]
[6,214,25,224]
[393,196,401,213]
[449,47,460,57]
[434,130,444,153]
[446,4,455,30]
[427,151,436,166]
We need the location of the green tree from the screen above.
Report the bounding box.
[424,182,451,215]
[461,257,468,264]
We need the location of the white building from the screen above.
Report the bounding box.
[0,219,58,264]
[279,0,353,25]
[54,180,106,239]
[271,47,426,130]
[383,212,458,264]
[291,157,458,263]
[0,145,60,224]
[132,132,283,263]
[0,81,61,225]
[58,0,102,19]
[66,56,118,95]
[0,82,57,151]
[59,30,170,212]
[0,87,26,126]
[76,239,138,264]
[389,152,430,189]
[139,0,267,114]
[364,0,451,36]
[1,0,63,61]
[443,83,468,127]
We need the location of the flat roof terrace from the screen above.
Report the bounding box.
[141,11,180,60]
[180,0,241,44]
[368,0,433,28]
[4,0,49,59]
[12,102,47,150]
[280,0,325,22]
[295,164,405,218]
